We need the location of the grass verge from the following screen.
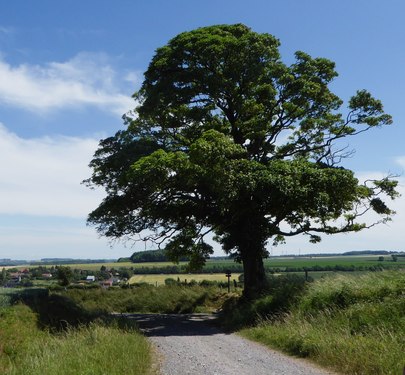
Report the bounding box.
[232,272,405,375]
[0,289,152,375]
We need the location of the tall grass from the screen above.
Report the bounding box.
[0,287,17,308]
[0,293,152,374]
[6,322,151,375]
[238,271,405,375]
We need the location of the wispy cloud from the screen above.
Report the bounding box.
[0,52,137,115]
[0,123,105,218]
[0,26,14,35]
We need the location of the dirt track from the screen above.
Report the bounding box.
[127,313,338,375]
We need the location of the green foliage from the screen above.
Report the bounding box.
[1,268,6,285]
[221,274,308,329]
[56,266,73,286]
[130,248,167,262]
[164,277,177,285]
[130,248,189,263]
[86,24,396,296]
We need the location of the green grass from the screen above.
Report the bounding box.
[0,291,152,375]
[237,271,405,375]
[60,284,231,314]
[0,288,15,308]
[209,255,405,270]
[31,279,58,287]
[33,324,150,375]
[265,255,405,268]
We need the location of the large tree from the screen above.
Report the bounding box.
[85,24,397,298]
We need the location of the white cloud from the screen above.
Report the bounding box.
[125,71,142,86]
[0,52,136,115]
[0,123,105,218]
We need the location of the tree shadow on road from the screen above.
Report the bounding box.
[126,313,226,337]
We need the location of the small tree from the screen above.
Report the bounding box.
[86,24,397,298]
[1,268,7,286]
[56,266,73,286]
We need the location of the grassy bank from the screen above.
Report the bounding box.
[0,289,152,375]
[60,284,230,314]
[0,285,230,373]
[233,272,405,375]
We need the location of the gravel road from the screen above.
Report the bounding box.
[127,313,338,375]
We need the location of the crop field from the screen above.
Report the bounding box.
[128,273,241,285]
[263,255,405,268]
[5,254,404,274]
[210,255,405,269]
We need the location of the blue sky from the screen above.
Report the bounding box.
[1,0,404,260]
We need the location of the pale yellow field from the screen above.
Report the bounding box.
[128,273,241,285]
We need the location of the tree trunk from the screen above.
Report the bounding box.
[241,246,267,299]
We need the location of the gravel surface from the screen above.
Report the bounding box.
[127,313,338,375]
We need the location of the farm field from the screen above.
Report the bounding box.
[5,254,404,274]
[124,256,377,270]
[247,255,403,269]
[263,255,405,268]
[128,273,241,285]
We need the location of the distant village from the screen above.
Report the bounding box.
[1,265,131,288]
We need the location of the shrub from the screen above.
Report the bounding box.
[220,274,309,330]
[164,277,177,285]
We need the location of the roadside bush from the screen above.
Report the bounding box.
[164,277,178,285]
[221,274,309,330]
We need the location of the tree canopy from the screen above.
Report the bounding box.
[85,24,397,297]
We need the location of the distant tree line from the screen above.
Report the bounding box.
[30,259,116,265]
[130,249,189,263]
